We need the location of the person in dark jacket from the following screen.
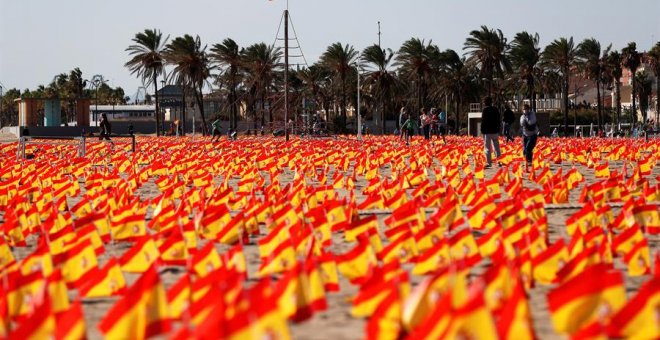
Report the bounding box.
[99,113,111,141]
[502,104,515,142]
[480,97,501,167]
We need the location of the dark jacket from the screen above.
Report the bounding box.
[100,118,111,134]
[481,106,501,134]
[503,109,515,125]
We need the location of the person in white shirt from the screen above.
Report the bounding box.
[520,104,539,167]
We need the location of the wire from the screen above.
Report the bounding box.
[287,12,309,68]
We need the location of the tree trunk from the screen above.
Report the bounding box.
[154,74,160,136]
[261,91,266,128]
[527,76,534,111]
[193,85,208,135]
[182,88,187,134]
[596,78,602,131]
[656,73,660,124]
[381,96,386,134]
[563,75,569,137]
[417,74,422,116]
[615,80,621,128]
[341,75,347,131]
[632,73,637,124]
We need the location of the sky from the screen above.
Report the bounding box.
[1,0,659,97]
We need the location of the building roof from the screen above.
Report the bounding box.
[156,85,183,97]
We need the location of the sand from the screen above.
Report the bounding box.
[2,135,659,339]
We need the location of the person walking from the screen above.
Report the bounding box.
[402,113,418,146]
[99,113,112,141]
[399,107,408,141]
[420,108,431,140]
[502,104,515,142]
[480,97,501,167]
[211,116,222,142]
[520,104,539,169]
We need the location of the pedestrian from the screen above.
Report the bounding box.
[502,104,515,142]
[520,104,539,169]
[437,107,447,144]
[99,113,112,141]
[174,119,181,137]
[402,113,418,146]
[399,107,408,141]
[211,116,222,142]
[480,97,502,168]
[420,108,431,140]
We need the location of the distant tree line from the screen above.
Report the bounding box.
[3,27,660,135]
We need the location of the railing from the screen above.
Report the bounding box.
[18,134,136,159]
[470,99,562,113]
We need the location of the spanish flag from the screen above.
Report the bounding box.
[118,236,161,273]
[97,265,171,339]
[336,240,377,285]
[412,237,450,276]
[257,238,296,277]
[56,238,98,286]
[54,300,87,340]
[77,257,127,298]
[345,214,379,242]
[532,238,568,285]
[8,285,55,340]
[365,283,403,340]
[606,275,660,338]
[352,270,408,318]
[496,275,535,340]
[189,242,222,278]
[623,238,651,277]
[547,263,626,335]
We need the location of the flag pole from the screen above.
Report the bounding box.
[284,9,290,141]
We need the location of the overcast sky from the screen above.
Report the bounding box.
[1,0,659,96]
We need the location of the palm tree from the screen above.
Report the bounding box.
[606,51,623,127]
[463,26,512,97]
[431,49,476,132]
[320,42,358,131]
[542,37,577,136]
[622,42,641,123]
[164,34,211,135]
[125,29,168,135]
[634,71,653,123]
[361,44,397,133]
[576,38,609,130]
[395,38,434,115]
[646,42,660,123]
[510,32,541,111]
[241,43,282,129]
[210,38,243,130]
[298,63,332,122]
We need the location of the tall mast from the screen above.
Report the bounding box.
[378,21,381,48]
[284,9,289,141]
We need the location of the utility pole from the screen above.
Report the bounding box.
[284,9,290,141]
[378,21,381,48]
[0,85,3,127]
[357,57,362,141]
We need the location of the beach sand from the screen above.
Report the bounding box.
[4,136,659,339]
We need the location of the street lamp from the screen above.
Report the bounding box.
[91,75,107,126]
[354,53,363,141]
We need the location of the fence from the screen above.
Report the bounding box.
[18,134,136,159]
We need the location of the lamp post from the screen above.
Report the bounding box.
[91,75,106,126]
[354,53,363,141]
[160,80,166,133]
